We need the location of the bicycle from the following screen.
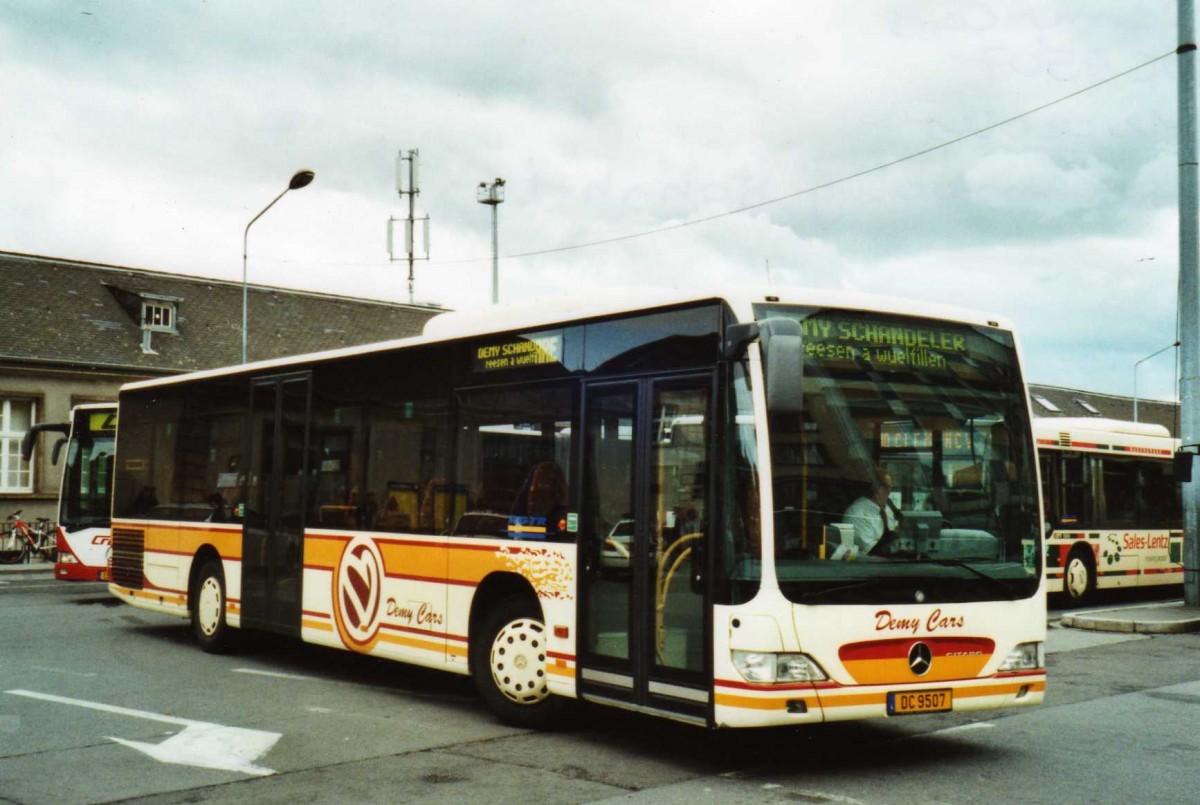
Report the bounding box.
[0,510,56,564]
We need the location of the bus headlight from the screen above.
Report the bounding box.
[732,651,828,683]
[997,642,1044,672]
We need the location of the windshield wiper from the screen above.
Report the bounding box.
[797,577,897,604]
[890,558,1020,600]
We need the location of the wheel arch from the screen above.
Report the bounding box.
[188,544,224,608]
[468,571,541,671]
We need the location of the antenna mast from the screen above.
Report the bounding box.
[387,148,430,303]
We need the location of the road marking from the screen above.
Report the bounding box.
[233,668,316,681]
[5,689,280,776]
[30,666,98,678]
[926,722,996,736]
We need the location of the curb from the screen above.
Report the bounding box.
[0,560,53,578]
[1060,606,1200,635]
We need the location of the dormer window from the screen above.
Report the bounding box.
[134,292,183,354]
[142,301,176,333]
[1032,394,1062,413]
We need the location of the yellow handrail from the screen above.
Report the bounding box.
[655,531,702,663]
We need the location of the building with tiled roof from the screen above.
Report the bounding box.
[1028,383,1178,436]
[1,251,441,521]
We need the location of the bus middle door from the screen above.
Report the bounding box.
[242,372,310,635]
[578,375,712,724]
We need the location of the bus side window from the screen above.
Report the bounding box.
[1061,454,1085,527]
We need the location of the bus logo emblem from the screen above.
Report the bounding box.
[908,642,932,676]
[333,537,384,650]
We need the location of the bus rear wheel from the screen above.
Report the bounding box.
[192,559,231,653]
[471,595,564,729]
[1063,547,1096,605]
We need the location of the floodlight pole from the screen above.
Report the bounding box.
[1177,0,1199,606]
[242,169,315,363]
[477,178,506,304]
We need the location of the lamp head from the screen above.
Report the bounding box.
[289,169,315,190]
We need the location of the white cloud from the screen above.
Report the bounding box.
[965,152,1117,219]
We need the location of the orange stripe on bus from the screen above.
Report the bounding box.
[714,678,1045,712]
[714,692,820,711]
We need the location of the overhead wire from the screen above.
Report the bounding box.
[435,49,1176,266]
[258,50,1175,270]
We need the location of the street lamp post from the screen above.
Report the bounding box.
[476,178,505,304]
[242,169,315,363]
[1133,340,1180,421]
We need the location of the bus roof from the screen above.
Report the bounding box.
[120,285,1018,394]
[1033,417,1175,451]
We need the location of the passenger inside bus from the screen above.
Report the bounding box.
[510,460,568,535]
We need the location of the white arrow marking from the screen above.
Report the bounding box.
[6,689,280,776]
[110,723,279,776]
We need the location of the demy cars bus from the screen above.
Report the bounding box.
[106,288,1046,728]
[1036,417,1184,603]
[21,403,117,581]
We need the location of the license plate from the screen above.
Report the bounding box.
[887,688,952,715]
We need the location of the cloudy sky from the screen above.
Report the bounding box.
[0,1,1187,400]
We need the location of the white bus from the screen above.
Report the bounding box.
[1036,417,1184,603]
[22,403,117,581]
[107,288,1045,728]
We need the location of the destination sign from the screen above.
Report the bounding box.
[88,411,117,433]
[474,331,564,372]
[798,315,973,371]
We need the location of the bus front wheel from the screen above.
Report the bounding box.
[1063,547,1096,605]
[192,559,231,653]
[470,595,564,729]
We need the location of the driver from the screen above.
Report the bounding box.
[843,469,899,554]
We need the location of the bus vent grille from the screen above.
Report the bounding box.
[1058,432,1071,447]
[110,528,145,590]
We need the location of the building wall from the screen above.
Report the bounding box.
[1,364,137,523]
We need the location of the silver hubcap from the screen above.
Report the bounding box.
[197,576,223,637]
[1065,557,1089,599]
[490,617,549,705]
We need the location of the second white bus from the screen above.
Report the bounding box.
[21,403,117,581]
[1036,417,1184,603]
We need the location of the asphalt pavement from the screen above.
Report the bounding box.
[4,554,1198,633]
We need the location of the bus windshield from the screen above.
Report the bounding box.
[756,305,1041,604]
[60,409,115,532]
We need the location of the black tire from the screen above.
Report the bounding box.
[191,559,232,653]
[470,595,565,729]
[1062,546,1096,605]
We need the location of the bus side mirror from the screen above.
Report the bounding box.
[1174,451,1194,484]
[759,318,804,414]
[20,422,70,463]
[51,437,68,466]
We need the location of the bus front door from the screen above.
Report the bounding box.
[241,373,310,635]
[578,376,711,724]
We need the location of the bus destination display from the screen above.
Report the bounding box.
[799,316,968,371]
[474,331,563,372]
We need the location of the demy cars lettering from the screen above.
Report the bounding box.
[875,608,965,635]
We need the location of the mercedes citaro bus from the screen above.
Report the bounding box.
[106,288,1045,728]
